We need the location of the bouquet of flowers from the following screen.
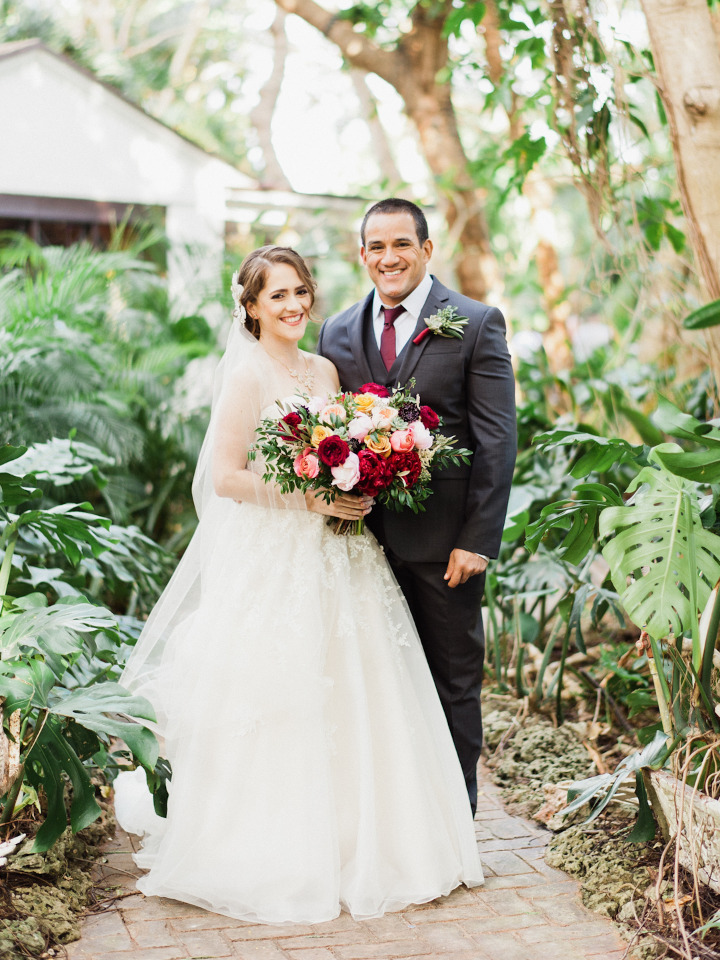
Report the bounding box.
[249,381,472,533]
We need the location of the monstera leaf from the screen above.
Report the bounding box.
[600,451,720,641]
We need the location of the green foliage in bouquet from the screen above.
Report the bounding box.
[249,381,472,519]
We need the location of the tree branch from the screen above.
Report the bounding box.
[272,0,400,83]
[348,68,404,187]
[251,8,293,189]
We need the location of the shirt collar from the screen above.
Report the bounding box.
[373,271,433,321]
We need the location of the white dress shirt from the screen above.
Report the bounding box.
[371,272,434,355]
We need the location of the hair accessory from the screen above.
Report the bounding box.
[231,271,246,324]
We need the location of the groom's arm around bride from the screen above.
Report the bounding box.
[317,198,517,815]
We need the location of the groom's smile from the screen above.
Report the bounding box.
[361,211,433,307]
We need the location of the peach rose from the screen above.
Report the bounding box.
[354,393,377,414]
[293,450,320,478]
[365,434,392,458]
[311,425,331,448]
[372,406,395,429]
[320,403,347,424]
[390,429,414,453]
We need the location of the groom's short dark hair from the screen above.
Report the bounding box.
[361,199,429,247]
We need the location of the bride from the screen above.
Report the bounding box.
[114,245,483,925]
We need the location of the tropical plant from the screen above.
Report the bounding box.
[526,396,720,831]
[0,232,216,548]
[0,443,161,851]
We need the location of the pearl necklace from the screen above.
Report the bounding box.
[264,348,316,392]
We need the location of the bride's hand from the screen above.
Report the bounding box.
[305,489,374,520]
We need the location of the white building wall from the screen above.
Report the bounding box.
[0,43,253,306]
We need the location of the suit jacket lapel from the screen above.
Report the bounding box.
[346,291,375,385]
[393,277,451,386]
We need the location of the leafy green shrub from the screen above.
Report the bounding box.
[0,444,160,850]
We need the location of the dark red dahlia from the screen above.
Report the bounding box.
[387,450,422,488]
[317,435,351,467]
[357,450,393,496]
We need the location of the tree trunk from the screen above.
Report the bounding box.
[271,0,499,301]
[0,705,21,799]
[349,69,404,189]
[250,8,293,189]
[641,0,720,300]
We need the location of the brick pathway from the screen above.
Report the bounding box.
[67,769,630,960]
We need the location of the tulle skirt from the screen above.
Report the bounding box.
[114,504,483,924]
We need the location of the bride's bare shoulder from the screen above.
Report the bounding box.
[306,352,339,385]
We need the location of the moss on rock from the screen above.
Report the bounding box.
[484,710,594,817]
[1,801,115,957]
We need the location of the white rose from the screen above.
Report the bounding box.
[307,395,328,415]
[410,420,432,450]
[347,414,373,441]
[331,452,361,491]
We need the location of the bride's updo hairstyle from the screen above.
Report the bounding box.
[237,246,317,340]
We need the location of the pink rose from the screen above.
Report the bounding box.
[390,429,415,453]
[320,403,347,424]
[293,450,320,479]
[307,395,328,415]
[347,413,373,441]
[410,420,432,450]
[331,452,361,491]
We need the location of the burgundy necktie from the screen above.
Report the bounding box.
[380,306,405,371]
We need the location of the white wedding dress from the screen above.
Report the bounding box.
[114,389,483,924]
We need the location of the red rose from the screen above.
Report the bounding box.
[279,411,302,440]
[387,450,422,488]
[317,435,351,467]
[357,450,393,496]
[359,382,389,398]
[419,405,440,430]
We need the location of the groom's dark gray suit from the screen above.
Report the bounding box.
[317,275,516,813]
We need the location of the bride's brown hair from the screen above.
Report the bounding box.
[238,246,318,340]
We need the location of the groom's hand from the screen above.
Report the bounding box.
[305,489,374,521]
[444,549,488,588]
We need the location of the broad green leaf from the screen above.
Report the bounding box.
[502,486,533,541]
[0,659,56,711]
[653,445,720,483]
[653,396,720,447]
[525,483,622,562]
[600,461,720,640]
[0,446,28,467]
[0,673,34,715]
[0,601,118,665]
[565,731,671,821]
[6,439,113,487]
[51,683,158,770]
[627,771,656,841]
[25,715,102,851]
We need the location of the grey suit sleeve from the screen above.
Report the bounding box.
[455,306,517,558]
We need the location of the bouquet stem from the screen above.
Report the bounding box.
[330,517,365,536]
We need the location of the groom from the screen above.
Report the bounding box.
[317,199,517,815]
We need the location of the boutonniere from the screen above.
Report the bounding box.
[413,306,469,345]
